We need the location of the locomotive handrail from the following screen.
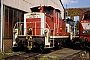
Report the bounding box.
[13,21,50,30]
[13,21,51,40]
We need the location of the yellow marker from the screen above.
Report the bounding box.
[26,26,33,50]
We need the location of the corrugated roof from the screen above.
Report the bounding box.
[3,0,64,19]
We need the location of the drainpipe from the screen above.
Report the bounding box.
[1,0,3,52]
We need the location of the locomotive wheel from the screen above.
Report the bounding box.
[81,42,86,48]
[54,41,62,50]
[64,39,70,47]
[39,44,44,53]
[57,41,62,49]
[34,43,44,53]
[33,41,44,53]
[12,47,19,52]
[80,38,88,49]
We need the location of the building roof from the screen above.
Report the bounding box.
[4,0,64,19]
[24,0,64,11]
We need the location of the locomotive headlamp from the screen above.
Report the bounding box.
[44,29,49,37]
[14,30,17,33]
[82,30,87,34]
[44,29,48,33]
[14,29,18,34]
[82,30,90,34]
[82,30,86,34]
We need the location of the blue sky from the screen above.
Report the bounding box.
[61,0,90,21]
[61,0,90,8]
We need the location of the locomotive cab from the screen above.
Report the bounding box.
[79,11,90,48]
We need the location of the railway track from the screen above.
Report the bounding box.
[3,47,89,60]
[3,52,41,60]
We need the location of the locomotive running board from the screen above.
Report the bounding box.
[50,36,69,39]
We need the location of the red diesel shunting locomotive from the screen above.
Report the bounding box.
[13,6,71,52]
[79,11,90,48]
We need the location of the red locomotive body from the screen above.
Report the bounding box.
[79,11,90,48]
[13,6,70,51]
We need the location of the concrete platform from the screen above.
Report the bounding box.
[41,48,85,59]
